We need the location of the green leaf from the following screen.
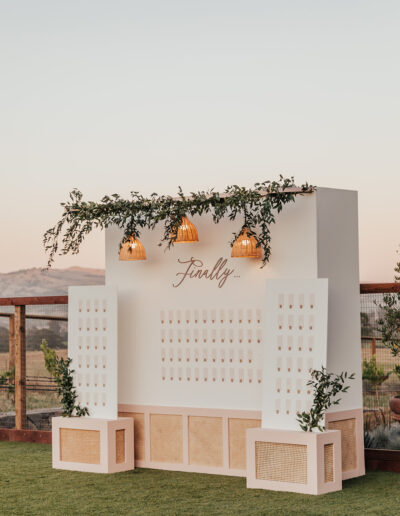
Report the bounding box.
[297,367,355,432]
[41,339,89,417]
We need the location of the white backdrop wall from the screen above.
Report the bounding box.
[105,188,362,413]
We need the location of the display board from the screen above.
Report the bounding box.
[261,278,328,430]
[68,285,118,419]
[105,188,362,413]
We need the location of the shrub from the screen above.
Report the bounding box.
[0,367,15,395]
[40,339,88,417]
[364,424,400,450]
[362,355,389,395]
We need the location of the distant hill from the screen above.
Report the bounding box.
[0,267,105,297]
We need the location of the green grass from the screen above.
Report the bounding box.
[1,442,400,515]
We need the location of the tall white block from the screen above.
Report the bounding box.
[261,278,328,429]
[68,285,118,419]
[316,189,362,412]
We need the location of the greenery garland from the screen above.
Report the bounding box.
[44,176,315,268]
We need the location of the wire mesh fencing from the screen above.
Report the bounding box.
[0,291,399,433]
[0,303,67,430]
[361,292,400,431]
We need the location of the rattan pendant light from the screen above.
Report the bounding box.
[119,235,146,261]
[174,216,199,243]
[231,227,261,259]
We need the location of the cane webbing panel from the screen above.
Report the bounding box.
[150,414,183,463]
[324,443,334,483]
[255,441,307,484]
[116,429,125,464]
[60,428,100,464]
[188,416,223,467]
[228,418,261,470]
[119,412,145,460]
[326,418,356,472]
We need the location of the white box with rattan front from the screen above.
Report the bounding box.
[246,427,342,495]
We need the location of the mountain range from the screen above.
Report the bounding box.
[0,267,105,297]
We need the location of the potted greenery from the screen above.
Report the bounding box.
[377,259,400,418]
[297,366,355,432]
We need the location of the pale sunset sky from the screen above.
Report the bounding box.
[0,1,399,281]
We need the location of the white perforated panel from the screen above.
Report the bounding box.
[261,279,328,430]
[159,308,263,385]
[68,286,118,419]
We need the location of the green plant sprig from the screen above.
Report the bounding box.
[0,367,15,395]
[40,339,89,417]
[43,176,315,268]
[297,366,355,432]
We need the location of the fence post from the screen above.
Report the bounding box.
[371,337,376,356]
[9,315,15,370]
[14,305,26,430]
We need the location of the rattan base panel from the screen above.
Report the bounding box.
[52,417,134,473]
[246,428,342,495]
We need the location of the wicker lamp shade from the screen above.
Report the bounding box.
[119,236,146,261]
[231,228,261,259]
[174,216,199,243]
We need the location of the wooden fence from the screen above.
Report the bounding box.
[0,295,67,430]
[0,284,399,447]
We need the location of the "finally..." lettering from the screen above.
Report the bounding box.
[173,257,235,289]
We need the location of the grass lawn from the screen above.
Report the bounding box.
[1,442,400,515]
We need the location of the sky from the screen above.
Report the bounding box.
[0,1,399,281]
